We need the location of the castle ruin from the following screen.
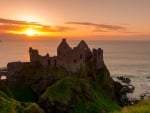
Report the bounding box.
[29,39,104,72]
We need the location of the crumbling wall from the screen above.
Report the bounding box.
[29,39,104,72]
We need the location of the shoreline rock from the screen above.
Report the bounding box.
[113,76,137,106]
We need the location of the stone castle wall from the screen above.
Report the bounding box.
[29,39,104,72]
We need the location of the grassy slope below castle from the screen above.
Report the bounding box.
[0,91,44,113]
[38,66,121,113]
[0,65,121,113]
[40,77,120,113]
[0,81,38,102]
[113,99,150,113]
[1,63,150,113]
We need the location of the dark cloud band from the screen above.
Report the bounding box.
[0,18,72,33]
[65,21,126,31]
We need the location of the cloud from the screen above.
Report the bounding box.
[65,21,126,32]
[118,30,140,34]
[0,24,23,32]
[41,26,73,32]
[0,18,41,26]
[0,18,72,33]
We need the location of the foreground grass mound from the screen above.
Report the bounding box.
[0,91,44,113]
[114,99,150,113]
[8,82,38,102]
[0,81,38,102]
[40,77,120,113]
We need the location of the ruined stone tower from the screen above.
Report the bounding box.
[57,39,72,57]
[29,39,104,72]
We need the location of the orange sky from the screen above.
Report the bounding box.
[0,0,150,40]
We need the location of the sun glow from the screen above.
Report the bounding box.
[25,29,37,36]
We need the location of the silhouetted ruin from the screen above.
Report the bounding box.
[29,39,104,72]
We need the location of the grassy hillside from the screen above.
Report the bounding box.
[114,99,150,113]
[0,91,44,113]
[1,64,149,113]
[40,77,120,113]
[0,81,38,102]
[4,62,149,113]
[8,82,38,102]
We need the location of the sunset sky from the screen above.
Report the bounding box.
[0,0,150,40]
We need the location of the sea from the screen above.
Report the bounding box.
[0,39,150,99]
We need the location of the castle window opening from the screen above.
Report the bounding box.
[98,52,101,55]
[74,59,77,64]
[80,54,82,59]
[54,59,57,66]
[48,60,51,65]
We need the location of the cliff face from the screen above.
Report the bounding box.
[6,64,118,113]
[7,61,115,98]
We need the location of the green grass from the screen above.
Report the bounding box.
[41,77,90,104]
[8,82,38,102]
[70,83,120,113]
[113,99,150,113]
[0,91,23,113]
[0,91,44,113]
[23,103,44,113]
[0,81,38,102]
[41,77,120,113]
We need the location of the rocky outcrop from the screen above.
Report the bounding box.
[113,76,135,106]
[116,76,131,84]
[5,63,120,113]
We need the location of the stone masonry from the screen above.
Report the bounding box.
[29,39,104,72]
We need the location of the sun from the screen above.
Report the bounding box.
[25,29,37,36]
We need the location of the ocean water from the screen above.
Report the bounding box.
[0,40,150,98]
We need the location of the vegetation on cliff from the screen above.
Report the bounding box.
[40,77,120,113]
[0,91,44,113]
[0,81,38,102]
[114,99,150,113]
[1,63,149,113]
[1,64,122,113]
